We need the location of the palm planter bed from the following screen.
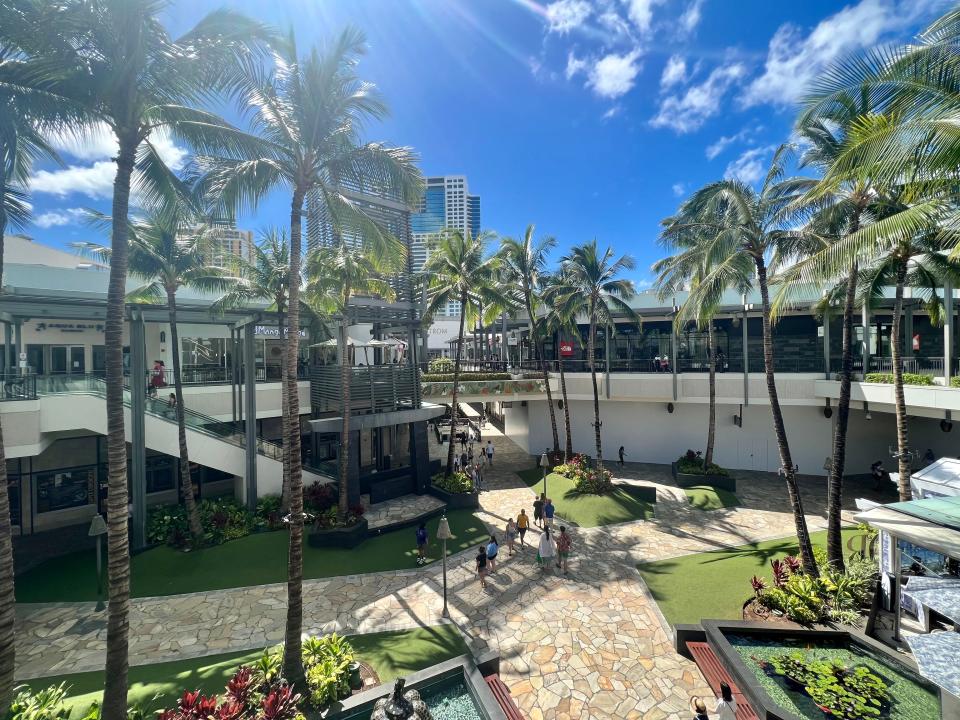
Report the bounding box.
[308,517,369,549]
[428,484,480,510]
[672,461,737,492]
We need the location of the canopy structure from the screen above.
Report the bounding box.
[906,632,960,698]
[900,457,960,500]
[855,499,960,560]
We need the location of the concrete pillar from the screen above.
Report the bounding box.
[129,314,147,550]
[347,429,361,507]
[14,320,22,375]
[2,322,9,374]
[742,309,749,405]
[823,312,831,379]
[862,303,871,375]
[243,323,257,509]
[945,280,954,384]
[605,324,611,399]
[409,421,430,494]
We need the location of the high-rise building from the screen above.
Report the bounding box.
[207,227,254,268]
[410,175,481,315]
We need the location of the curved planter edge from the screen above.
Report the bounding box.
[427,485,480,510]
[307,517,369,549]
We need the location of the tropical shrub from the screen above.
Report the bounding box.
[676,449,729,476]
[147,498,255,548]
[302,633,356,708]
[7,684,72,720]
[421,371,511,382]
[552,454,589,479]
[428,357,454,374]
[573,467,613,495]
[432,471,474,493]
[952,376,960,388]
[304,481,338,513]
[312,503,365,530]
[766,653,888,719]
[864,372,934,386]
[255,495,284,531]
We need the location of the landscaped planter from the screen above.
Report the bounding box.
[671,462,737,492]
[427,484,480,510]
[307,517,368,549]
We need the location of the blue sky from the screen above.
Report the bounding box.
[23,0,949,285]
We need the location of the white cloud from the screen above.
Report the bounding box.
[743,0,933,107]
[625,0,666,34]
[31,127,187,200]
[679,0,705,34]
[33,207,88,228]
[651,62,746,133]
[672,182,686,197]
[597,10,634,39]
[724,145,776,184]
[565,51,588,79]
[588,49,643,99]
[603,105,622,120]
[660,54,687,89]
[545,0,592,34]
[705,123,763,160]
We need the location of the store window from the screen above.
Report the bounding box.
[146,455,176,494]
[35,468,94,513]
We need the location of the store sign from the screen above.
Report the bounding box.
[34,322,103,333]
[254,325,305,338]
[559,341,574,357]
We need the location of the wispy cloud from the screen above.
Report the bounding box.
[33,207,88,228]
[724,145,776,184]
[544,0,592,34]
[660,54,687,90]
[705,123,763,160]
[603,105,622,120]
[679,0,705,35]
[588,49,643,98]
[672,182,687,197]
[625,0,666,34]
[651,62,746,133]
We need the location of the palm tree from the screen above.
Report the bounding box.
[213,230,294,510]
[197,29,422,686]
[422,229,506,476]
[4,3,271,714]
[305,231,404,519]
[0,38,73,712]
[653,228,721,467]
[662,147,821,576]
[500,227,561,455]
[554,241,640,472]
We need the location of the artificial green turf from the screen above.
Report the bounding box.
[16,509,488,602]
[636,527,863,627]
[683,484,740,511]
[23,625,468,717]
[516,468,655,528]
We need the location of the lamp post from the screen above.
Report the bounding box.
[88,513,108,611]
[540,451,550,499]
[436,515,453,618]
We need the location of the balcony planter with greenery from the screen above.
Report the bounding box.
[428,471,479,510]
[864,372,934,386]
[671,450,736,492]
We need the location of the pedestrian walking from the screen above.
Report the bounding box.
[544,497,555,529]
[415,522,428,565]
[475,546,489,589]
[474,462,484,491]
[556,525,571,573]
[453,454,461,473]
[533,494,545,529]
[714,682,737,720]
[467,443,474,464]
[460,450,468,472]
[537,528,556,571]
[485,440,494,466]
[486,535,499,573]
[517,509,529,546]
[618,445,626,466]
[505,518,517,555]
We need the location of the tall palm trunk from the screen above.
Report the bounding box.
[283,189,306,688]
[587,308,603,471]
[337,282,353,517]
[0,179,15,712]
[755,259,818,577]
[705,321,716,467]
[827,260,858,571]
[525,298,560,454]
[558,355,573,459]
[103,136,137,720]
[278,305,290,512]
[445,296,468,476]
[891,258,911,501]
[166,289,203,542]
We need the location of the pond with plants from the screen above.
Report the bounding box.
[728,633,940,720]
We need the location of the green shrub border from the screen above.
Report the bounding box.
[864,372,934,386]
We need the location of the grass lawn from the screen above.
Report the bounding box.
[637,527,864,627]
[17,509,488,603]
[23,625,468,716]
[683,485,739,511]
[516,468,655,528]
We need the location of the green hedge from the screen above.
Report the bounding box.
[864,372,934,386]
[952,376,960,388]
[421,372,512,382]
[431,471,474,493]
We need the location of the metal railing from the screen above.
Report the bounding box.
[866,356,945,375]
[310,364,419,414]
[0,372,37,401]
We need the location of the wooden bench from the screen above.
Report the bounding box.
[686,641,760,720]
[484,674,524,720]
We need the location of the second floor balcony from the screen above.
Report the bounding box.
[310,364,420,416]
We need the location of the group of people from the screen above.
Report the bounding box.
[475,522,572,587]
[453,442,493,492]
[651,355,671,372]
[531,493,555,529]
[690,682,737,720]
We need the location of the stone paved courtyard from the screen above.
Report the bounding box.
[14,421,865,719]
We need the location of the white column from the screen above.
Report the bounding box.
[861,304,871,375]
[945,280,954,384]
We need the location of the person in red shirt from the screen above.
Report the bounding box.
[556,526,572,573]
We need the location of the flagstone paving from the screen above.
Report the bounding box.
[14,421,862,719]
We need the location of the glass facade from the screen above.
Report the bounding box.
[468,194,481,237]
[35,467,95,513]
[411,186,445,236]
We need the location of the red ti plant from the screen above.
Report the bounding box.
[260,685,302,720]
[771,559,789,588]
[225,667,255,709]
[751,575,767,596]
[784,555,802,575]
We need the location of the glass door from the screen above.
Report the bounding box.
[50,346,68,374]
[70,346,85,374]
[50,346,86,375]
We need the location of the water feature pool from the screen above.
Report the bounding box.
[334,675,488,720]
[726,633,940,720]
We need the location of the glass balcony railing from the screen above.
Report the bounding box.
[0,372,37,401]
